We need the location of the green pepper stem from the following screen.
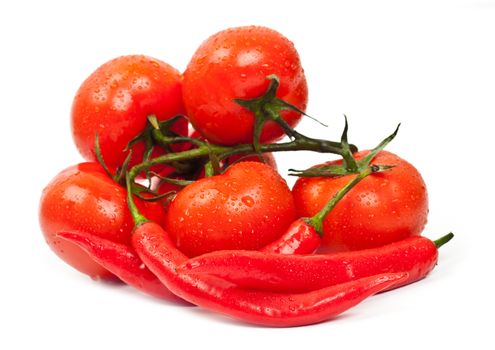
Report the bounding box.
[433,232,454,249]
[308,165,380,236]
[125,173,148,226]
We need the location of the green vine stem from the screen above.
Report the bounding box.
[126,74,360,192]
[127,133,354,186]
[307,165,389,235]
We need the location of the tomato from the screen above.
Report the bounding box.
[182,26,308,145]
[292,151,429,252]
[165,161,296,257]
[71,55,187,169]
[39,162,167,280]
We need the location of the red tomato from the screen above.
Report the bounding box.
[165,162,296,257]
[182,26,308,145]
[71,55,187,168]
[292,151,429,252]
[39,162,166,280]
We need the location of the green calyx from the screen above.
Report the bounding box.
[234,75,297,153]
[235,75,350,155]
[290,117,400,178]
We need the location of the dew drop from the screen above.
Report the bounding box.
[241,196,254,207]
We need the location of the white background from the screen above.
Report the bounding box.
[1,0,493,349]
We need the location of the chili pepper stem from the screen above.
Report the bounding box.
[308,165,378,236]
[433,232,454,248]
[125,173,148,226]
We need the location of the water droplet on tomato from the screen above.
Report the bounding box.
[241,196,254,207]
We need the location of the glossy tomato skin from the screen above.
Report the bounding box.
[182,26,308,145]
[39,162,166,280]
[165,162,296,257]
[292,151,429,252]
[71,55,187,168]
[225,152,277,170]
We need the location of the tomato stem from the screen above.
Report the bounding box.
[308,165,379,236]
[146,131,347,171]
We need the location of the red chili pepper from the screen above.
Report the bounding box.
[132,221,407,326]
[51,164,375,303]
[178,233,453,293]
[57,231,180,301]
[260,218,321,254]
[121,170,408,326]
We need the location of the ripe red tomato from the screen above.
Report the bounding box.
[71,55,187,168]
[165,162,296,257]
[39,162,166,280]
[182,26,308,145]
[292,151,429,252]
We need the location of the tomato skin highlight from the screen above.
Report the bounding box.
[182,26,308,145]
[292,151,429,252]
[39,162,166,280]
[165,162,296,257]
[71,55,186,168]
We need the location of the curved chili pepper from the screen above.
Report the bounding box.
[260,218,321,254]
[57,231,180,301]
[51,164,378,303]
[132,221,407,327]
[178,233,453,293]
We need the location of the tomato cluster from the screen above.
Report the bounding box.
[39,26,440,326]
